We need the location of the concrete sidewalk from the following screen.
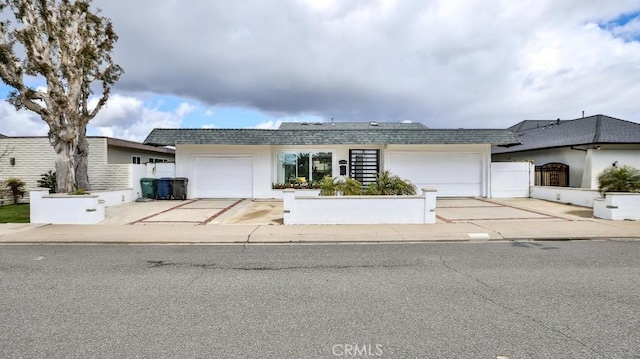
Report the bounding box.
[1,197,638,244]
[0,219,638,244]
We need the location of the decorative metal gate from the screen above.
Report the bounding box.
[349,149,379,185]
[535,162,569,187]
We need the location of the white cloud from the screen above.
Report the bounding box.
[0,102,49,136]
[88,1,640,126]
[89,94,194,141]
[254,120,282,129]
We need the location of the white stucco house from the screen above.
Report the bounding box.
[0,136,175,193]
[492,114,640,189]
[143,122,519,199]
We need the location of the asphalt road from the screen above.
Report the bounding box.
[1,241,639,359]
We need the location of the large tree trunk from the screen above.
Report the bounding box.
[52,138,76,193]
[74,127,91,191]
[50,126,81,193]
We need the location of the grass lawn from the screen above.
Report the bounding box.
[0,204,30,223]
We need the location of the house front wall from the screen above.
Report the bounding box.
[493,145,640,189]
[177,143,490,199]
[492,147,586,188]
[0,137,110,192]
[107,146,175,164]
[583,146,640,189]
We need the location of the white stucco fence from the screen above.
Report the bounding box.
[490,162,534,198]
[530,186,601,208]
[593,193,640,221]
[30,189,106,224]
[283,188,437,225]
[29,188,138,224]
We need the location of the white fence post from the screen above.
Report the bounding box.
[422,188,437,224]
[283,190,295,225]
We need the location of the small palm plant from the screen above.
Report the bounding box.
[319,176,339,196]
[366,170,417,195]
[319,176,364,196]
[596,165,640,195]
[340,177,363,195]
[37,170,56,194]
[4,177,26,205]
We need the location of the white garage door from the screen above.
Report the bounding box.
[192,157,253,198]
[386,151,483,197]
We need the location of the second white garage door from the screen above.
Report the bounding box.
[386,151,483,197]
[192,157,253,198]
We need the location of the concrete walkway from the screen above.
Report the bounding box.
[0,198,638,244]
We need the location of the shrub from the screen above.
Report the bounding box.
[318,176,338,196]
[4,177,26,205]
[340,177,363,195]
[37,170,56,194]
[365,170,416,195]
[597,165,640,195]
[319,176,364,196]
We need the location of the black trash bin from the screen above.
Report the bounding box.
[170,177,189,200]
[140,178,157,199]
[156,177,172,200]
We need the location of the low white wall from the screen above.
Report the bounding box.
[30,189,105,224]
[530,186,600,208]
[491,162,534,198]
[269,189,320,199]
[92,189,135,207]
[283,188,437,225]
[594,193,640,221]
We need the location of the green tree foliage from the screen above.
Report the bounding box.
[4,177,25,204]
[0,0,123,192]
[365,170,417,195]
[37,170,56,194]
[597,165,640,195]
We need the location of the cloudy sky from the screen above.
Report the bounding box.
[1,0,640,141]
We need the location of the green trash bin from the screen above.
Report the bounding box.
[140,178,157,199]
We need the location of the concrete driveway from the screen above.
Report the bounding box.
[102,199,282,225]
[105,197,599,226]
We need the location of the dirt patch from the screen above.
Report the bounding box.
[221,201,284,225]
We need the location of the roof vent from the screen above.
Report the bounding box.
[369,122,379,126]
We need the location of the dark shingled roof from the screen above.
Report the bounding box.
[143,128,519,146]
[493,114,640,154]
[278,121,428,130]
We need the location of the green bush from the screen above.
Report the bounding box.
[4,177,26,205]
[37,170,56,194]
[365,170,416,195]
[340,177,363,195]
[319,176,364,196]
[597,165,640,195]
[318,176,339,196]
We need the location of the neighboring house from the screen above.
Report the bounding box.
[492,114,640,189]
[0,136,175,193]
[143,122,518,199]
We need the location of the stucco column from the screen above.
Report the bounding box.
[29,189,49,224]
[283,190,295,225]
[422,188,437,224]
